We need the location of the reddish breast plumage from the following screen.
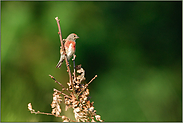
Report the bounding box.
[65,40,76,51]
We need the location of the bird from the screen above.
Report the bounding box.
[56,33,79,69]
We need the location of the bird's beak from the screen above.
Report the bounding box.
[76,36,79,39]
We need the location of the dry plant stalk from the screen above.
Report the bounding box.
[27,17,103,122]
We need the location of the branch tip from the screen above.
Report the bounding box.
[55,17,59,20]
[49,75,54,79]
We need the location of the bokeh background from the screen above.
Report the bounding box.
[1,1,182,122]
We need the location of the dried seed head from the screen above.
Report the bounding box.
[28,103,35,112]
[51,89,62,116]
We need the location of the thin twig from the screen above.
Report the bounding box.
[49,75,70,94]
[55,17,75,96]
[30,111,76,122]
[87,75,98,86]
[55,17,63,47]
[31,110,60,116]
[78,75,97,96]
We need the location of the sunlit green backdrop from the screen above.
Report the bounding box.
[1,1,181,122]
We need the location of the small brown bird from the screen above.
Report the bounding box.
[56,33,79,68]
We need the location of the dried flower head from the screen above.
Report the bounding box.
[51,89,62,116]
[28,103,35,112]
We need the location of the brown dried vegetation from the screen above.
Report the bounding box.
[27,17,103,122]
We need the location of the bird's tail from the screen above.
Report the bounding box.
[56,60,63,69]
[56,52,65,69]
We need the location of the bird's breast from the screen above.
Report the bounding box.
[65,41,76,50]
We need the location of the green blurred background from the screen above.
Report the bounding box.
[1,1,182,122]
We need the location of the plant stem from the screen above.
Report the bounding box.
[55,17,75,96]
